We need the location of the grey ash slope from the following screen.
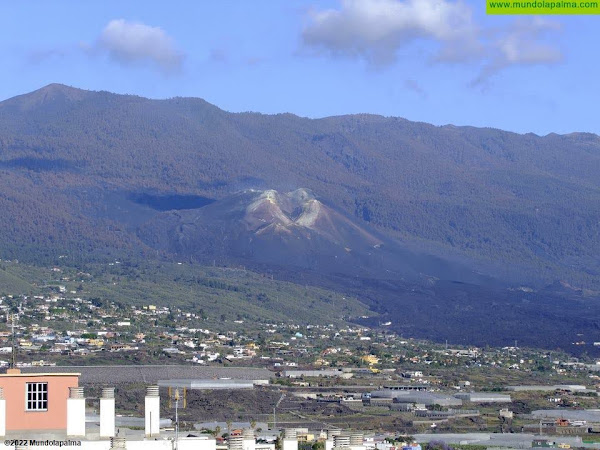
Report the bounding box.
[138,188,491,285]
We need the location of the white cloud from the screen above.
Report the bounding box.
[303,0,480,66]
[303,0,562,83]
[473,18,562,85]
[97,19,184,73]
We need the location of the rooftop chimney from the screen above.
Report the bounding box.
[67,387,85,437]
[145,385,160,437]
[282,428,298,450]
[350,433,364,446]
[284,429,297,439]
[333,433,351,449]
[100,388,116,438]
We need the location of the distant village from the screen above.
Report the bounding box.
[1,264,600,378]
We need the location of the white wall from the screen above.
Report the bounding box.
[282,438,298,450]
[242,438,256,450]
[99,397,115,438]
[123,441,166,450]
[74,443,109,450]
[255,445,275,450]
[145,396,160,437]
[67,398,86,437]
[180,437,217,450]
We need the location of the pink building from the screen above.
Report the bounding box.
[0,368,79,432]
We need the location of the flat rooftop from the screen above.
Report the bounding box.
[157,379,256,389]
[0,372,81,377]
[507,384,587,391]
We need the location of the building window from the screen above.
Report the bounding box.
[26,382,48,411]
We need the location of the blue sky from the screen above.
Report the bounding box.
[0,0,598,135]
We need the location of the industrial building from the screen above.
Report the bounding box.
[506,385,588,392]
[369,389,463,407]
[157,379,262,390]
[377,384,429,392]
[281,369,353,379]
[453,392,512,403]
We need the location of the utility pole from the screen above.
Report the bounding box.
[273,393,285,431]
[173,388,180,450]
[10,314,16,369]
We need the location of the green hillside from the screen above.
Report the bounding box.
[0,260,369,325]
[0,263,33,294]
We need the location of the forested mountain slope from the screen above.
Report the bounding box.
[0,83,598,290]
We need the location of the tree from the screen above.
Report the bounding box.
[312,441,325,450]
[426,441,451,450]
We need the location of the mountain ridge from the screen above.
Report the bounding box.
[11,83,600,137]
